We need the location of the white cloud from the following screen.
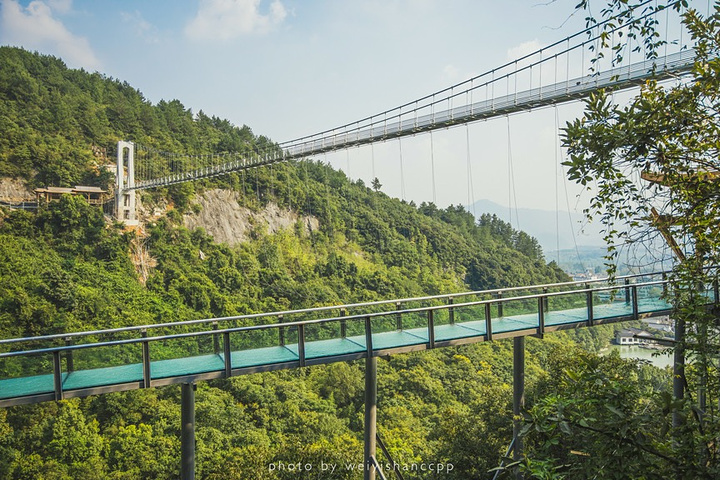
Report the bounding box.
[441,64,460,83]
[0,0,100,70]
[507,39,543,61]
[121,10,160,44]
[46,0,71,14]
[185,0,287,40]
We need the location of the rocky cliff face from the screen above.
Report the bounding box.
[182,189,319,245]
[0,178,34,202]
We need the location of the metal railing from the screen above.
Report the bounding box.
[0,270,673,348]
[0,270,697,407]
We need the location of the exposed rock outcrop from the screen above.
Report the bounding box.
[183,189,319,245]
[0,178,34,203]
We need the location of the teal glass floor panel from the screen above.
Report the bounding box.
[455,314,540,334]
[231,345,298,369]
[370,329,428,350]
[152,353,225,379]
[433,323,485,341]
[593,302,635,319]
[0,372,64,399]
[494,314,540,332]
[63,363,142,390]
[285,337,366,359]
[638,298,671,313]
[546,307,589,326]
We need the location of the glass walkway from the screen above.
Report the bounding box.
[0,272,692,408]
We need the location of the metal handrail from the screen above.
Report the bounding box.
[0,278,672,359]
[0,270,673,346]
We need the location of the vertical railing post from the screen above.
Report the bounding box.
[340,308,347,338]
[181,382,196,480]
[537,296,545,337]
[141,329,151,389]
[53,350,63,401]
[223,332,232,378]
[662,272,668,297]
[212,321,220,355]
[485,302,493,341]
[624,278,631,304]
[365,316,373,356]
[713,278,719,306]
[395,302,403,330]
[427,310,435,349]
[448,297,455,324]
[542,287,549,313]
[586,284,594,326]
[278,315,285,346]
[631,285,639,319]
[64,337,74,373]
[497,291,504,317]
[298,324,306,367]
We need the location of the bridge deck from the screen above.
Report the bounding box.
[0,295,672,407]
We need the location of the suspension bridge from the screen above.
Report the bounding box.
[114,6,696,225]
[1,4,707,480]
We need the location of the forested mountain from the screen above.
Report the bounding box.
[0,47,668,479]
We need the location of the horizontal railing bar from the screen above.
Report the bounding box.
[0,271,675,346]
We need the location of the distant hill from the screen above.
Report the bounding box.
[468,198,604,251]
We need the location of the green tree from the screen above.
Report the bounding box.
[521,1,720,477]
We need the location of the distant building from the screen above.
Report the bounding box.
[642,315,673,333]
[615,327,653,345]
[35,186,108,205]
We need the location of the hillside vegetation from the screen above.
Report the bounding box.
[0,47,669,479]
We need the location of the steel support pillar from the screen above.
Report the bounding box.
[364,355,378,480]
[513,336,525,479]
[181,383,196,480]
[673,318,685,429]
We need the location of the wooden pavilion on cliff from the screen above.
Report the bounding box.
[34,186,108,205]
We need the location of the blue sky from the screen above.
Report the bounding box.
[0,0,692,225]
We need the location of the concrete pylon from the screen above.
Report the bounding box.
[116,141,138,225]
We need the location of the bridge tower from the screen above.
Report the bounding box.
[116,141,138,225]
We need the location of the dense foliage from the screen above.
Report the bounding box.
[0,45,673,479]
[0,46,272,188]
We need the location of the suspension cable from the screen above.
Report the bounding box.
[556,107,585,273]
[466,124,476,217]
[554,106,561,265]
[399,138,406,201]
[506,116,520,230]
[346,149,351,179]
[430,130,437,205]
